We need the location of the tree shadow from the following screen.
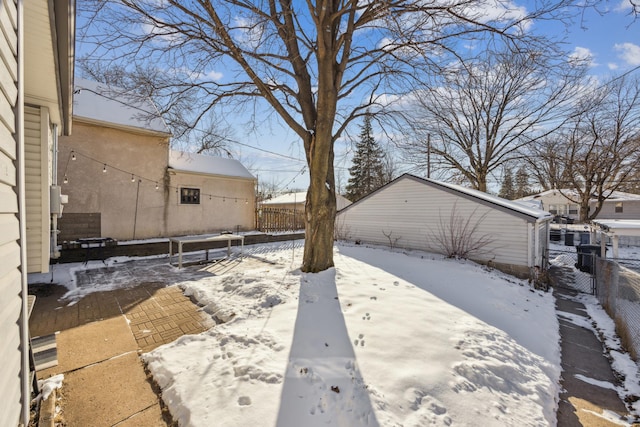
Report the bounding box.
[276,269,380,427]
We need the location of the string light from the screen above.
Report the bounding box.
[65,148,256,202]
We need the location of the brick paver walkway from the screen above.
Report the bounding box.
[29,260,219,426]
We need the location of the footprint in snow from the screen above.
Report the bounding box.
[238,396,252,406]
[362,312,371,321]
[354,333,365,347]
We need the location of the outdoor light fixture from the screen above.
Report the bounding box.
[103,164,107,173]
[63,175,68,184]
[131,174,135,182]
[71,151,76,161]
[155,182,159,190]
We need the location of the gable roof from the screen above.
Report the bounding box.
[168,150,255,180]
[73,78,171,135]
[340,174,552,221]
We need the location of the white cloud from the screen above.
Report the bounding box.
[608,62,619,70]
[614,42,640,65]
[614,0,634,12]
[568,46,596,67]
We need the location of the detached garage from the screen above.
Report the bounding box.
[336,174,553,279]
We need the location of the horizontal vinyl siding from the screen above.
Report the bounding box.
[24,106,47,273]
[594,200,640,220]
[0,0,20,424]
[337,178,531,267]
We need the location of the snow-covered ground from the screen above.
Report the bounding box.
[30,241,640,426]
[142,242,561,427]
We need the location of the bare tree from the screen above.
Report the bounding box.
[429,204,494,259]
[79,0,592,272]
[398,43,587,191]
[77,60,233,155]
[529,74,640,221]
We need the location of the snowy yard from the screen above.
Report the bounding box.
[141,242,561,427]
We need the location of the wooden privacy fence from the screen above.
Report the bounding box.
[256,208,305,232]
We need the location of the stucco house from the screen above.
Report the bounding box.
[336,174,553,278]
[0,1,75,425]
[518,189,640,222]
[58,79,256,241]
[261,191,352,211]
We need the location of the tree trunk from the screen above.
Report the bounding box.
[302,132,337,273]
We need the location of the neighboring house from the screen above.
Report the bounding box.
[336,174,553,278]
[519,189,640,222]
[167,150,256,236]
[58,79,256,240]
[0,1,75,425]
[261,191,352,211]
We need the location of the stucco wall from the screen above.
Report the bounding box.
[58,121,170,240]
[167,171,255,235]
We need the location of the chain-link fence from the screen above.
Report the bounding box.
[595,257,640,360]
[548,246,595,294]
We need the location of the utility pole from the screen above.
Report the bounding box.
[427,134,431,179]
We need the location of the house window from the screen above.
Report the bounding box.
[568,205,578,215]
[180,187,200,204]
[615,202,623,213]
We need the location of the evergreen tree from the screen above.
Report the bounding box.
[499,167,515,199]
[515,166,530,199]
[345,114,386,201]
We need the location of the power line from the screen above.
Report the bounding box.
[62,149,252,204]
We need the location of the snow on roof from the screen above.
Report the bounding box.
[592,219,640,234]
[168,150,255,180]
[73,78,171,135]
[262,192,307,205]
[418,176,552,220]
[519,189,640,202]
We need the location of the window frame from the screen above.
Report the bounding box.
[180,187,201,205]
[615,202,623,213]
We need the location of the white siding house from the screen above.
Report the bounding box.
[0,1,74,425]
[519,189,640,222]
[336,174,553,278]
[262,191,352,211]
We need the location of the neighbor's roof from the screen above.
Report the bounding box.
[519,189,640,202]
[340,174,553,221]
[591,219,640,237]
[73,78,171,135]
[168,150,255,180]
[262,192,307,205]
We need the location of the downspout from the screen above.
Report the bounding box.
[51,124,60,259]
[17,1,31,425]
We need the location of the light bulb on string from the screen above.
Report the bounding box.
[103,164,107,173]
[63,175,68,184]
[71,151,76,161]
[155,182,159,190]
[131,174,135,182]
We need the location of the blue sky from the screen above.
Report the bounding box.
[228,1,640,194]
[76,1,640,194]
